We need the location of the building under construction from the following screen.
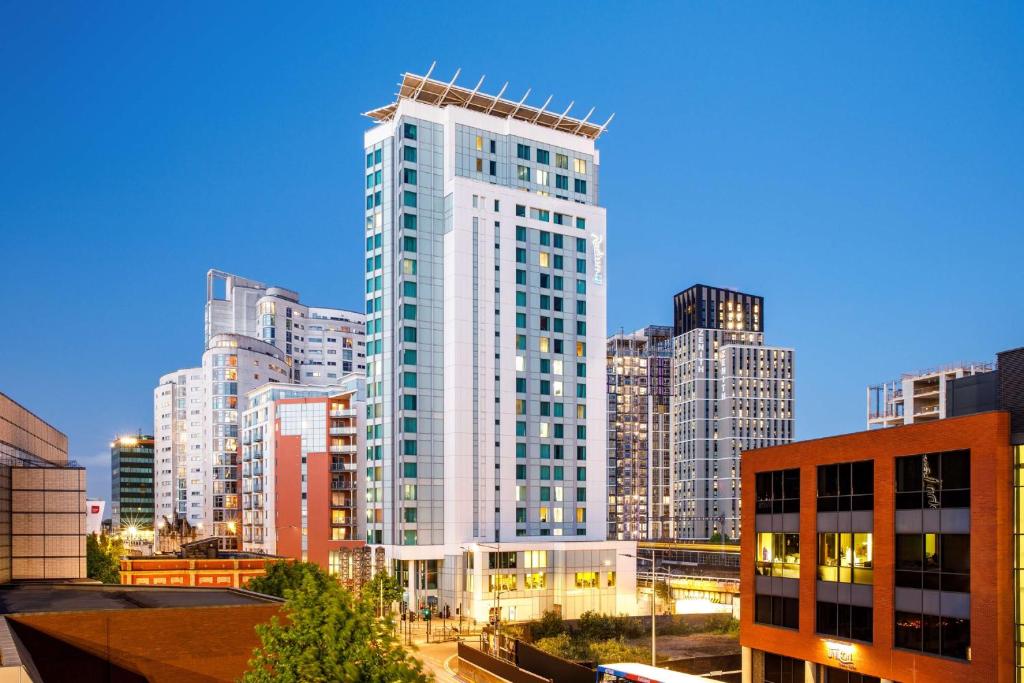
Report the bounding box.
[606,326,673,540]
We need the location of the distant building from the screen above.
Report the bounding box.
[607,325,673,540]
[120,538,287,589]
[0,392,86,581]
[670,285,795,540]
[866,361,994,429]
[240,381,370,586]
[153,270,366,548]
[110,434,154,531]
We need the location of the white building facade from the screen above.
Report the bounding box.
[670,285,795,541]
[362,69,635,621]
[154,271,366,546]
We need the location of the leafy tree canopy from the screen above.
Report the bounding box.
[241,574,430,683]
[86,532,123,584]
[244,561,333,599]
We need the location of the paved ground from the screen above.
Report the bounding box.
[413,640,461,682]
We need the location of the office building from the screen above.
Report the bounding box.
[866,362,994,430]
[240,381,369,584]
[0,393,86,581]
[361,67,635,620]
[154,271,366,547]
[740,409,1013,683]
[607,325,673,540]
[110,434,155,531]
[670,284,795,540]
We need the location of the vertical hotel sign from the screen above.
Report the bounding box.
[591,233,604,285]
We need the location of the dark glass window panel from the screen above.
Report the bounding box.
[895,570,922,589]
[942,616,970,660]
[817,601,837,636]
[772,471,784,499]
[895,611,922,651]
[895,534,923,570]
[851,605,873,642]
[896,455,923,493]
[851,493,873,511]
[838,464,852,496]
[818,495,837,513]
[941,534,970,574]
[819,464,839,497]
[896,491,923,509]
[756,595,772,624]
[783,469,800,499]
[782,596,800,629]
[941,489,970,508]
[941,450,970,490]
[851,460,873,495]
[922,613,942,655]
[942,573,970,592]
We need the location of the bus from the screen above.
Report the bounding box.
[596,662,729,683]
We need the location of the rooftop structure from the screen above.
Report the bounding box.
[866,361,994,429]
[364,63,615,140]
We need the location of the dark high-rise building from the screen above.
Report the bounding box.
[111,434,155,530]
[673,284,764,337]
[607,325,673,541]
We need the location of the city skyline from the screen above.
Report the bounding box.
[2,3,1022,502]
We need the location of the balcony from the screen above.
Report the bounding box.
[331,462,357,473]
[330,409,357,418]
[330,444,357,454]
[330,426,357,436]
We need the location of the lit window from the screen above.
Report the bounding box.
[574,158,586,174]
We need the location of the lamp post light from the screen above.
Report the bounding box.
[621,549,660,667]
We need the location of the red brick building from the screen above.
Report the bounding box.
[740,411,1014,683]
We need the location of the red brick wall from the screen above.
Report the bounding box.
[739,411,1013,683]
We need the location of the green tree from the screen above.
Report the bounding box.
[531,610,568,640]
[86,532,123,584]
[240,574,430,683]
[245,561,334,599]
[587,638,649,664]
[362,571,403,616]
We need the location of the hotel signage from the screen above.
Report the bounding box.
[590,233,604,285]
[824,640,855,670]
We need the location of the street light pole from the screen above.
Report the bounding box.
[622,549,658,667]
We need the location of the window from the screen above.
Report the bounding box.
[516,143,530,160]
[818,533,873,584]
[895,611,970,660]
[516,225,527,241]
[517,165,531,182]
[404,123,417,140]
[755,532,800,578]
[822,668,880,683]
[489,160,497,176]
[895,450,970,509]
[763,653,804,683]
[403,236,417,252]
[475,135,483,151]
[516,204,527,217]
[574,178,587,194]
[489,574,517,592]
[895,533,970,592]
[574,571,598,589]
[402,463,417,478]
[817,601,873,643]
[403,191,417,207]
[403,168,417,184]
[536,149,550,164]
[576,217,586,229]
[525,572,546,590]
[755,469,800,514]
[817,461,873,511]
[403,281,417,297]
[555,153,568,169]
[536,169,549,186]
[555,174,568,190]
[404,145,417,162]
[403,327,417,342]
[574,158,586,173]
[755,595,799,629]
[403,213,417,230]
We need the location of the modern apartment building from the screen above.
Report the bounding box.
[110,434,155,531]
[361,68,635,620]
[607,325,673,541]
[866,362,994,430]
[0,393,85,581]
[740,410,1014,683]
[154,271,366,547]
[670,284,795,541]
[240,381,369,584]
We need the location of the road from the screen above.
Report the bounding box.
[413,640,460,682]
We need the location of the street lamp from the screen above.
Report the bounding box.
[621,550,659,667]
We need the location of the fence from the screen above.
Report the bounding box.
[457,642,551,683]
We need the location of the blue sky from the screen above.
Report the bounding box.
[1,3,1021,501]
